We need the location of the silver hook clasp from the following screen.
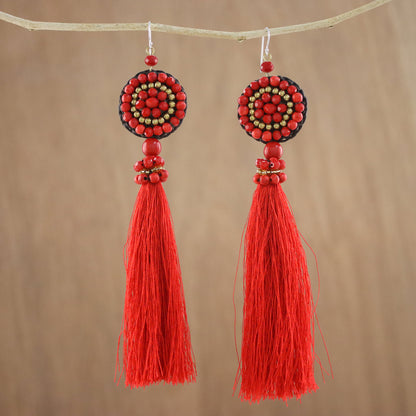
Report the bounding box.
[260,27,271,65]
[147,21,155,55]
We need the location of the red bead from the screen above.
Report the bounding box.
[162,123,172,133]
[264,142,283,159]
[279,80,289,90]
[146,97,159,108]
[124,85,134,94]
[259,77,269,87]
[255,159,263,168]
[263,103,276,114]
[142,108,151,117]
[262,131,272,142]
[138,91,148,100]
[176,101,186,110]
[270,76,280,86]
[166,76,175,86]
[245,122,254,132]
[253,173,260,184]
[270,174,280,184]
[149,172,160,183]
[134,160,144,172]
[260,175,270,186]
[250,81,260,90]
[238,96,249,105]
[279,159,286,170]
[160,169,169,182]
[287,120,298,130]
[144,127,154,138]
[170,117,180,127]
[153,126,163,136]
[134,174,141,184]
[252,128,262,140]
[271,95,281,105]
[277,103,287,113]
[239,116,249,125]
[152,108,161,118]
[138,73,147,83]
[120,103,131,112]
[142,138,161,156]
[244,87,253,97]
[148,72,157,82]
[176,92,186,101]
[262,93,271,103]
[260,61,274,73]
[278,172,287,183]
[295,103,305,112]
[281,127,291,137]
[263,115,272,124]
[135,124,145,135]
[154,156,164,166]
[144,55,158,66]
[128,118,139,128]
[158,91,167,101]
[158,72,167,83]
[143,156,155,168]
[175,110,185,119]
[122,94,132,103]
[129,78,140,87]
[238,106,249,116]
[172,83,182,93]
[254,109,264,118]
[259,160,270,170]
[273,113,282,122]
[287,85,297,94]
[292,92,303,103]
[269,157,280,169]
[159,101,169,111]
[136,100,145,109]
[148,88,158,97]
[272,130,282,141]
[254,100,264,109]
[122,112,133,122]
[292,112,303,122]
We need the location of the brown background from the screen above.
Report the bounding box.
[0,0,415,415]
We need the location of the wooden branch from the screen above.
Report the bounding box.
[0,0,391,41]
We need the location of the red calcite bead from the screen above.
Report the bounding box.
[120,103,131,112]
[252,128,262,140]
[292,112,303,122]
[135,124,145,135]
[238,106,249,116]
[158,72,167,82]
[176,101,186,110]
[160,169,169,182]
[260,61,274,73]
[260,175,270,186]
[239,116,249,125]
[175,110,185,119]
[281,127,291,137]
[144,127,154,137]
[253,173,261,184]
[136,100,145,109]
[272,130,282,141]
[279,80,289,90]
[278,172,287,183]
[254,100,264,109]
[264,142,283,159]
[295,103,305,112]
[142,139,161,156]
[254,109,264,118]
[138,91,148,100]
[269,157,280,170]
[123,112,133,122]
[172,83,182,93]
[262,93,271,103]
[288,120,298,130]
[176,92,186,101]
[146,97,159,108]
[259,160,270,170]
[244,87,253,97]
[149,172,160,183]
[134,160,144,172]
[270,76,280,86]
[170,117,180,127]
[277,103,287,113]
[273,113,282,122]
[279,159,286,170]
[143,156,155,168]
[245,122,254,132]
[129,78,140,87]
[271,95,281,105]
[264,103,276,114]
[148,88,158,97]
[262,131,272,142]
[263,115,272,124]
[154,156,164,166]
[250,81,260,90]
[153,126,163,136]
[141,108,151,117]
[287,85,297,94]
[162,123,172,133]
[148,72,157,82]
[270,174,280,184]
[159,102,169,112]
[122,94,132,103]
[166,76,175,86]
[292,92,303,103]
[238,96,249,105]
[144,55,158,66]
[124,85,134,94]
[152,108,161,118]
[128,118,139,128]
[258,77,269,87]
[158,91,167,101]
[138,73,147,83]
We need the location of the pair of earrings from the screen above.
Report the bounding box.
[116,25,321,404]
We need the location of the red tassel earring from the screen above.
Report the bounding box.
[116,23,196,387]
[234,29,326,402]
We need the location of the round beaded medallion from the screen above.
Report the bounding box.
[119,70,187,139]
[237,75,307,143]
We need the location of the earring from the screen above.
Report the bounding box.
[116,23,196,388]
[234,29,324,402]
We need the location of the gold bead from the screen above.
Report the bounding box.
[266,124,272,130]
[249,116,255,121]
[283,114,289,120]
[272,88,279,94]
[155,82,161,88]
[148,83,154,88]
[160,85,167,91]
[139,117,145,123]
[141,84,148,90]
[287,102,293,108]
[280,120,287,127]
[265,86,272,92]
[159,117,164,124]
[145,118,152,125]
[273,123,280,129]
[254,120,259,126]
[254,92,260,98]
[249,96,255,102]
[249,109,254,115]
[135,88,141,93]
[169,94,175,100]
[132,93,138,98]
[166,89,172,94]
[248,103,254,109]
[284,94,290,101]
[259,122,265,129]
[169,101,175,107]
[287,109,293,114]
[164,114,170,120]
[130,106,136,112]
[168,108,174,114]
[259,88,265,94]
[152,119,158,125]
[279,90,285,96]
[134,111,140,118]
[131,99,137,105]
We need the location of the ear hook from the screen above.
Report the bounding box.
[147,21,155,55]
[260,27,271,65]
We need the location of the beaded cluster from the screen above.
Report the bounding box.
[119,70,187,139]
[133,154,168,185]
[237,76,307,143]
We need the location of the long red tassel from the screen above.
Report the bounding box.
[235,146,317,402]
[117,140,196,387]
